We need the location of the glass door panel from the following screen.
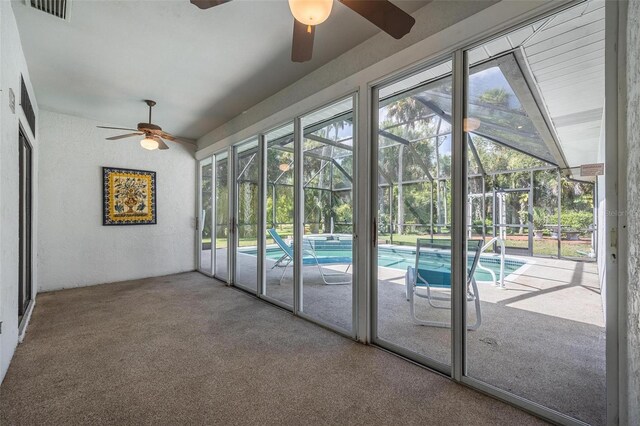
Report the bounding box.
[264,123,295,307]
[198,157,213,275]
[374,60,454,368]
[234,139,260,292]
[464,3,606,423]
[214,151,229,281]
[300,97,355,333]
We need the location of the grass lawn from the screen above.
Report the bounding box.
[203,231,594,260]
[378,233,593,259]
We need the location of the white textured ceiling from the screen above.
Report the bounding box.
[12,0,428,140]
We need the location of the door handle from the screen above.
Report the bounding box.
[373,217,377,248]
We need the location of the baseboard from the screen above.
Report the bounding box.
[38,269,198,293]
[18,299,36,343]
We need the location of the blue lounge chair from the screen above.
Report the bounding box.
[268,228,351,285]
[405,238,483,330]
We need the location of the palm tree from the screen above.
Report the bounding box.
[479,88,510,107]
[387,98,428,129]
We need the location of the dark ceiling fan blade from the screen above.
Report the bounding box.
[291,19,315,63]
[159,131,197,147]
[155,137,170,150]
[190,0,231,10]
[97,126,139,132]
[159,131,176,141]
[338,0,415,39]
[106,133,144,140]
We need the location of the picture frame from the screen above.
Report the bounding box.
[102,166,156,226]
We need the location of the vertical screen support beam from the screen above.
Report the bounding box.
[367,85,380,344]
[293,117,304,313]
[196,160,204,273]
[430,180,435,239]
[481,175,486,239]
[350,92,361,340]
[227,146,236,286]
[257,134,267,296]
[529,170,534,256]
[451,49,467,381]
[210,155,216,274]
[557,168,562,259]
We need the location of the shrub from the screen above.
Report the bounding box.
[561,210,593,231]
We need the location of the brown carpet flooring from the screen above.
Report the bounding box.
[0,272,546,425]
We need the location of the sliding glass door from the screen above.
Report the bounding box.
[299,97,355,333]
[198,157,213,275]
[264,123,295,307]
[233,139,260,292]
[214,151,229,281]
[462,3,606,425]
[370,1,608,424]
[198,151,230,281]
[373,60,454,369]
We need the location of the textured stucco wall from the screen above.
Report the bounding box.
[0,1,39,383]
[626,0,640,422]
[37,110,196,292]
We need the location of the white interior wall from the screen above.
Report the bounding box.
[37,110,196,292]
[0,1,39,383]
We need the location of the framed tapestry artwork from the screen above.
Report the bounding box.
[102,167,156,225]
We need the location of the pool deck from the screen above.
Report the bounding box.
[200,248,605,425]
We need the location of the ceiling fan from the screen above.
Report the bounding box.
[97,100,193,151]
[190,0,416,63]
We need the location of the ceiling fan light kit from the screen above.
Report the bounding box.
[140,137,160,151]
[288,0,333,26]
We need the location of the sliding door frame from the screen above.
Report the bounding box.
[18,125,34,324]
[196,155,214,276]
[228,145,236,286]
[213,149,230,283]
[369,53,456,377]
[231,139,261,294]
[258,123,295,311]
[294,93,359,339]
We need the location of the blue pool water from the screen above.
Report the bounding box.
[241,241,526,282]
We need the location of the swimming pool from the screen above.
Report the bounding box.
[240,240,526,282]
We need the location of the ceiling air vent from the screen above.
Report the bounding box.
[26,0,71,21]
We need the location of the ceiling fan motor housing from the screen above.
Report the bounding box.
[138,123,162,132]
